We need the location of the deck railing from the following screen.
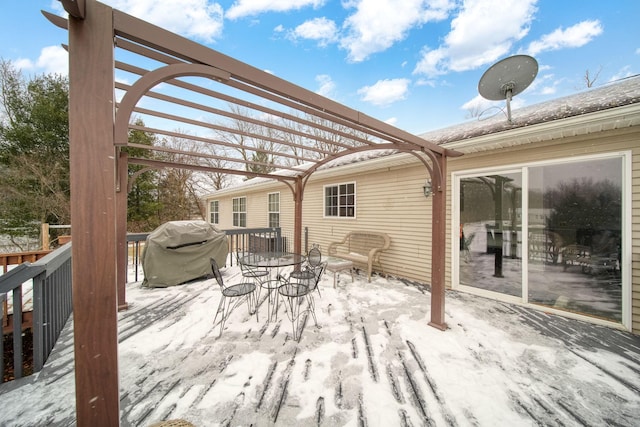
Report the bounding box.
[1,227,294,383]
[225,227,290,265]
[126,227,293,270]
[1,243,72,381]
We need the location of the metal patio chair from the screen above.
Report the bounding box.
[288,245,322,295]
[211,258,258,336]
[237,252,270,283]
[236,252,270,282]
[278,262,326,341]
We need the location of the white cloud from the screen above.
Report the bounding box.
[340,0,454,62]
[526,20,603,56]
[357,78,411,106]
[539,85,556,95]
[13,58,35,71]
[36,45,68,75]
[49,0,66,16]
[609,65,633,82]
[415,78,436,87]
[292,17,338,46]
[226,0,325,19]
[103,0,224,42]
[414,0,537,77]
[384,116,398,126]
[461,94,496,114]
[315,74,336,98]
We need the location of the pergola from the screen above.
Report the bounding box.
[50,0,461,424]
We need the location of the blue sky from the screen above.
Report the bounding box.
[1,0,639,134]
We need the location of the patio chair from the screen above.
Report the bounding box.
[278,262,326,341]
[210,258,258,336]
[237,252,270,285]
[288,244,322,286]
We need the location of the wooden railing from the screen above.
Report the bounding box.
[1,250,52,273]
[1,243,72,382]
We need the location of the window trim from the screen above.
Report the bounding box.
[268,192,280,228]
[209,200,219,225]
[323,182,356,219]
[232,196,247,228]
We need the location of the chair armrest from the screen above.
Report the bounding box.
[328,235,349,255]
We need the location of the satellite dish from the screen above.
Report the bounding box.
[478,55,538,123]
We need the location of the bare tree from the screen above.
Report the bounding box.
[155,133,208,220]
[211,104,276,174]
[583,66,603,88]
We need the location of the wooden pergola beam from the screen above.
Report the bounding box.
[61,0,85,19]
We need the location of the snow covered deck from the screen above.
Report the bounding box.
[2,265,639,426]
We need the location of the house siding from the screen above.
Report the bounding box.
[297,163,434,282]
[205,127,640,333]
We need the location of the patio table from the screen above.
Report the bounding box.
[239,252,306,269]
[239,252,306,321]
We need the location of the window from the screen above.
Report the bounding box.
[209,200,219,224]
[324,183,355,217]
[232,197,246,227]
[268,193,280,228]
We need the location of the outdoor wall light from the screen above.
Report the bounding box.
[423,180,433,197]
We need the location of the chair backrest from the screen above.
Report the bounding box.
[309,262,327,291]
[210,258,224,289]
[308,246,322,268]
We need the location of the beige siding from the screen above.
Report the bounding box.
[204,126,640,333]
[296,163,434,283]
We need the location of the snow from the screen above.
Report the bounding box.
[1,262,639,426]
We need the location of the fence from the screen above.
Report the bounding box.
[1,243,72,382]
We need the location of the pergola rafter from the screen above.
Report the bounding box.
[50,1,462,424]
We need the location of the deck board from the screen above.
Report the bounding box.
[2,266,639,426]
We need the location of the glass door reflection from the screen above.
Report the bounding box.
[459,173,522,297]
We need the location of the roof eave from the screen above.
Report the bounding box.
[441,103,640,153]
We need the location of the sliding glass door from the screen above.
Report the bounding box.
[527,157,622,322]
[457,155,624,324]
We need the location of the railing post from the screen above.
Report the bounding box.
[1,293,4,380]
[32,270,46,371]
[275,228,282,252]
[41,223,50,250]
[12,286,24,379]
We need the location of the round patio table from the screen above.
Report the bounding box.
[239,252,306,321]
[239,252,306,268]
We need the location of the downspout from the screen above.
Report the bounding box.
[293,176,303,256]
[116,148,129,310]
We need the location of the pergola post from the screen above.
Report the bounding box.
[67,1,120,424]
[429,155,448,330]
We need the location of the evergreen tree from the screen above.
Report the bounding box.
[0,60,69,247]
[125,119,161,232]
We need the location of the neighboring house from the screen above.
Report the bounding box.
[205,75,640,334]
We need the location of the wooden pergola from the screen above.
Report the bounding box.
[49,0,461,424]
